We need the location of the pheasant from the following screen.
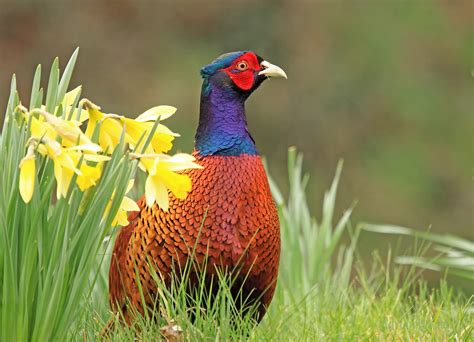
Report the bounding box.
[109,51,287,323]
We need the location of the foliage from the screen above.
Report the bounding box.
[0,50,198,341]
[361,223,474,286]
[268,148,357,304]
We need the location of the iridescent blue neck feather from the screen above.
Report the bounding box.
[195,75,258,156]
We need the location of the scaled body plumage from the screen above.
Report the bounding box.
[109,51,286,323]
[110,153,279,321]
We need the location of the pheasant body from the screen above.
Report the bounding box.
[110,153,279,321]
[109,51,286,323]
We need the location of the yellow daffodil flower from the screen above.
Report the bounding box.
[76,162,103,191]
[19,144,37,203]
[127,105,178,153]
[29,117,57,142]
[35,138,104,198]
[36,86,88,123]
[18,89,200,224]
[20,87,87,140]
[34,109,93,146]
[120,117,179,154]
[34,86,87,123]
[61,86,88,123]
[104,180,140,226]
[134,153,202,210]
[53,148,104,198]
[83,99,178,154]
[15,104,58,143]
[83,100,132,152]
[134,105,176,122]
[27,107,94,150]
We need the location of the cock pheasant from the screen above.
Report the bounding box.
[109,51,287,323]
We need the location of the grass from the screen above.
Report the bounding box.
[76,275,472,341]
[361,223,474,284]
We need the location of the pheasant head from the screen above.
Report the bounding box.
[195,51,287,156]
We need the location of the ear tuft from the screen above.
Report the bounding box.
[200,66,212,79]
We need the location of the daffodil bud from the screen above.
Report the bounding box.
[19,144,37,203]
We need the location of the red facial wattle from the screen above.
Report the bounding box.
[222,51,262,91]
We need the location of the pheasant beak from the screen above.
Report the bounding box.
[258,60,288,79]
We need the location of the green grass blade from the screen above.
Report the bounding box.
[58,48,79,109]
[45,57,59,113]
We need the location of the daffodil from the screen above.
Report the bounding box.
[134,105,176,122]
[54,148,104,198]
[120,116,179,154]
[38,139,79,199]
[104,180,140,226]
[61,86,88,123]
[76,162,103,191]
[83,99,178,154]
[134,153,202,210]
[15,104,58,143]
[36,138,104,198]
[30,116,58,141]
[19,144,37,203]
[83,100,131,152]
[17,89,200,221]
[38,86,88,123]
[17,99,109,202]
[37,109,93,146]
[128,105,178,153]
[20,87,88,140]
[27,108,94,149]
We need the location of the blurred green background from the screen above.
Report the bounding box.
[0,1,471,243]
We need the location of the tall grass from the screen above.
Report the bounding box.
[268,148,357,305]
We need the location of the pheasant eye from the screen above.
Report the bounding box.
[236,61,248,71]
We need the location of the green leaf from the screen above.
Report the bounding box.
[29,65,42,111]
[57,48,79,109]
[361,223,474,254]
[45,57,59,113]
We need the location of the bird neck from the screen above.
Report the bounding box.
[195,83,257,156]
